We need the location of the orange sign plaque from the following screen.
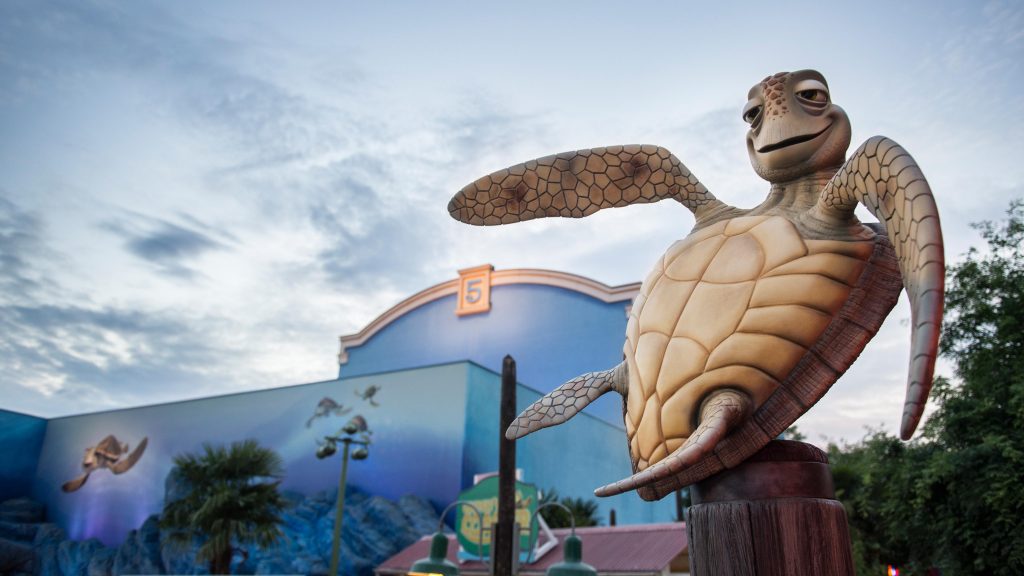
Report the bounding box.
[456,264,493,316]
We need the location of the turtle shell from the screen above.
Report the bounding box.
[623,213,902,500]
[93,435,124,461]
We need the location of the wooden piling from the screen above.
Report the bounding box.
[686,440,854,576]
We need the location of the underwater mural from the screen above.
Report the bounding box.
[306,397,353,428]
[355,385,381,407]
[61,435,148,493]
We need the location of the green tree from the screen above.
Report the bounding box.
[830,201,1024,575]
[782,425,806,442]
[160,439,287,574]
[538,488,601,528]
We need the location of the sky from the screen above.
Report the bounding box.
[1,0,1021,446]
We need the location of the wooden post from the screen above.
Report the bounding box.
[494,355,517,576]
[686,440,854,576]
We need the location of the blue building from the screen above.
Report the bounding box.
[2,266,676,546]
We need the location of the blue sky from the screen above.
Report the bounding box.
[1,0,1021,445]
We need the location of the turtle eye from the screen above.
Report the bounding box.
[797,89,827,104]
[743,105,762,124]
[793,78,830,108]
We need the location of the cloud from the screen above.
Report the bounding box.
[0,196,56,299]
[101,213,232,280]
[0,197,253,415]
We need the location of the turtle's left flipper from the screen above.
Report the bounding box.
[449,146,725,226]
[110,437,148,474]
[62,473,90,493]
[505,362,627,440]
[814,136,944,440]
[594,389,751,497]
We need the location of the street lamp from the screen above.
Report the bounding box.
[409,500,486,576]
[316,415,372,576]
[527,502,597,576]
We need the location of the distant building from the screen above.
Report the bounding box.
[2,266,676,546]
[376,523,691,576]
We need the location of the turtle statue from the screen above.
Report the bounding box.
[61,435,149,493]
[355,385,381,407]
[447,69,944,501]
[306,396,353,428]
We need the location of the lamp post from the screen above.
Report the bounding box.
[316,415,372,576]
[526,502,597,576]
[409,501,486,576]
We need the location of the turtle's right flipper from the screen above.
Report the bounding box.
[505,362,627,440]
[450,146,723,226]
[62,473,90,493]
[110,437,148,474]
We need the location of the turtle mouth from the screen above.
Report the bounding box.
[757,122,833,153]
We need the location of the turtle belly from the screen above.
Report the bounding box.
[623,214,873,470]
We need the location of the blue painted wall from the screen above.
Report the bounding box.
[29,361,671,547]
[0,408,47,501]
[32,365,470,546]
[341,283,631,425]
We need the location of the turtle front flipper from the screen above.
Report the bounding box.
[110,437,148,474]
[450,146,726,226]
[62,472,91,493]
[594,389,751,498]
[813,136,945,439]
[505,362,628,440]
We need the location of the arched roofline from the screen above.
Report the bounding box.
[338,267,640,364]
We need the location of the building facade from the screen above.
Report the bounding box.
[3,266,676,546]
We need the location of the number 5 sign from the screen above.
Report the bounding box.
[456,264,493,316]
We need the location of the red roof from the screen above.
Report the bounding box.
[376,523,688,576]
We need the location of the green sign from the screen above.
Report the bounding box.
[455,477,539,559]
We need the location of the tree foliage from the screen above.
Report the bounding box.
[539,487,601,528]
[160,439,287,574]
[830,201,1024,575]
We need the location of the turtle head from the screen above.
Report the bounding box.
[82,446,97,468]
[744,70,851,183]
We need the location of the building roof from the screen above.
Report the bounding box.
[376,522,688,576]
[338,266,640,364]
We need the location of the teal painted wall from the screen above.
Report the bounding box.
[0,408,47,501]
[460,364,675,526]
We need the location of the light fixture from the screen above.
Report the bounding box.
[408,501,485,576]
[545,533,596,576]
[408,532,460,576]
[316,416,373,576]
[526,502,597,576]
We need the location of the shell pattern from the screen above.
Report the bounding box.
[624,214,871,471]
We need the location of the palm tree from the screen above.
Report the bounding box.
[539,488,601,528]
[160,440,286,574]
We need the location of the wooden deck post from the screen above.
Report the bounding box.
[686,440,854,576]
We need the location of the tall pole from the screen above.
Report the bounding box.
[329,440,351,576]
[494,355,517,576]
